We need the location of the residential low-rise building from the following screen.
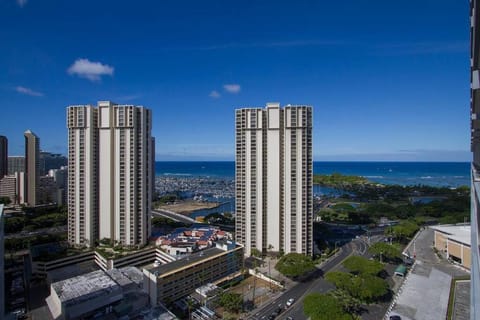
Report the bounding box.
[0,175,16,204]
[0,172,26,205]
[143,241,243,306]
[153,225,231,258]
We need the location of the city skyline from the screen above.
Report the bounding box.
[0,0,471,161]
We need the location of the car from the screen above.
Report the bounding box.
[286,298,295,307]
[389,315,402,320]
[286,317,294,320]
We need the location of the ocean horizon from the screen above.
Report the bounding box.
[155,161,470,188]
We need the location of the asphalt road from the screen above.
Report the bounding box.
[249,238,368,320]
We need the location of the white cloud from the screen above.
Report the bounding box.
[209,90,221,98]
[67,58,114,82]
[16,0,27,8]
[15,86,44,97]
[223,84,241,94]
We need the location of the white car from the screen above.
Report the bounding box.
[286,298,295,307]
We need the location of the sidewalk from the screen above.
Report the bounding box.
[254,256,295,290]
[385,228,469,320]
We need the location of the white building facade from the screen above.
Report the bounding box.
[67,101,154,248]
[235,103,313,256]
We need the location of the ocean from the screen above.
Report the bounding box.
[155,161,470,188]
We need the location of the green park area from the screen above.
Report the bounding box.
[3,206,68,252]
[315,173,469,231]
[4,206,67,233]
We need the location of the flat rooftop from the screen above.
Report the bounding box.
[52,270,120,307]
[431,225,471,246]
[145,247,226,277]
[51,266,144,307]
[107,266,143,288]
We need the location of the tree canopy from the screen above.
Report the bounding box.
[218,292,242,313]
[325,271,389,303]
[0,196,11,205]
[313,173,371,187]
[303,293,354,320]
[275,253,316,278]
[368,242,401,262]
[342,256,383,276]
[391,221,419,241]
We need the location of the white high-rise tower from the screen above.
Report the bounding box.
[235,102,313,256]
[67,101,154,247]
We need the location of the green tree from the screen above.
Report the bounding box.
[392,221,419,241]
[0,196,11,205]
[218,292,243,313]
[329,289,362,314]
[250,247,262,306]
[313,173,370,187]
[325,271,389,303]
[325,271,352,289]
[303,293,354,320]
[251,248,262,258]
[275,253,316,278]
[368,242,401,262]
[342,256,383,276]
[331,203,355,212]
[4,216,26,233]
[358,274,389,302]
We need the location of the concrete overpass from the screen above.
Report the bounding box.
[152,209,196,224]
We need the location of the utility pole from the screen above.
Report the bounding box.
[268,259,272,291]
[413,240,416,259]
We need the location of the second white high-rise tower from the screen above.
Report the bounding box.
[235,102,313,256]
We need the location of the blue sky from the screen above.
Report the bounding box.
[0,0,471,161]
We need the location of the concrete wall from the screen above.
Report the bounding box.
[434,230,471,269]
